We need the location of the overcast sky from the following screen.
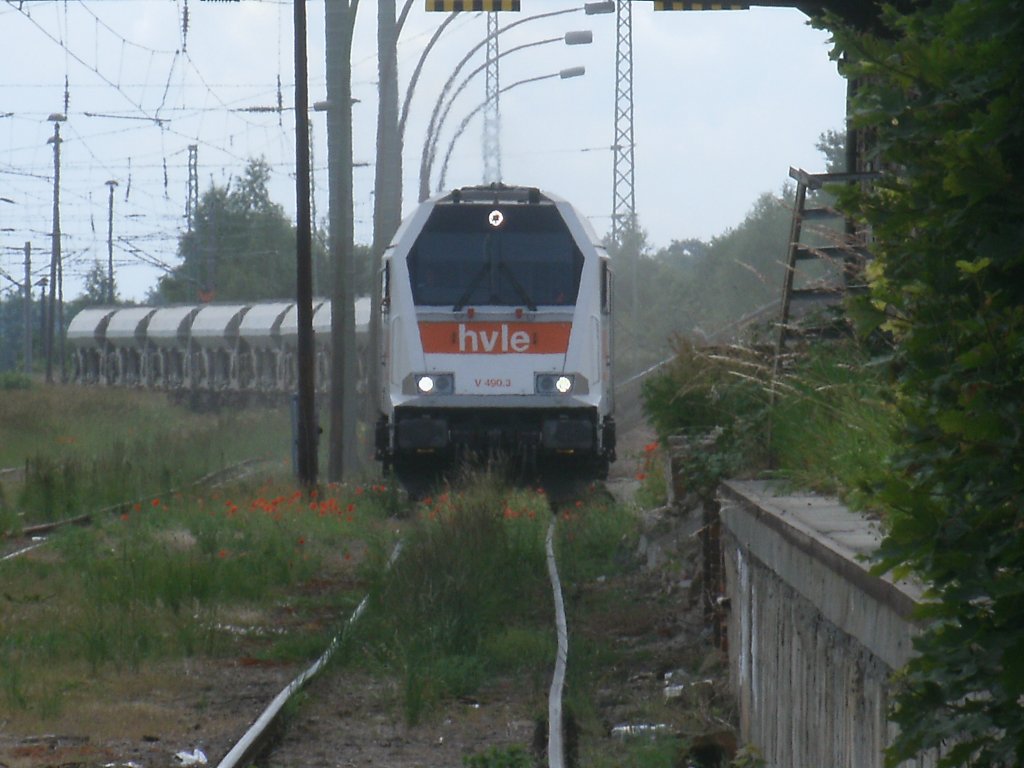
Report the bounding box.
[0,1,845,302]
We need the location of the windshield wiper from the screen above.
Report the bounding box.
[453,261,489,312]
[497,261,537,311]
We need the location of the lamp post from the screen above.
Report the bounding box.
[437,66,587,192]
[45,113,66,385]
[405,3,611,152]
[412,3,612,202]
[420,31,594,200]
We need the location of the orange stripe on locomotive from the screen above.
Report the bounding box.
[418,321,572,355]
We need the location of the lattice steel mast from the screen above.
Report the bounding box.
[482,11,502,184]
[611,0,636,245]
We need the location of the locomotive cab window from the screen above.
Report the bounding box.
[407,204,584,309]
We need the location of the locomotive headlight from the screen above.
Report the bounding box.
[413,373,454,395]
[536,373,575,395]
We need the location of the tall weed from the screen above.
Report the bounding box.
[642,334,899,512]
[350,473,551,723]
[6,389,292,525]
[347,472,642,725]
[770,343,899,503]
[642,337,772,493]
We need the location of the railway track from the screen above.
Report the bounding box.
[216,542,403,768]
[238,480,727,767]
[227,495,577,768]
[2,438,732,767]
[2,480,579,764]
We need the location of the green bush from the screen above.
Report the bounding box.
[463,745,533,768]
[0,372,32,390]
[641,333,899,510]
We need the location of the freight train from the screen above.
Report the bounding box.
[374,184,616,485]
[67,184,616,486]
[66,297,370,403]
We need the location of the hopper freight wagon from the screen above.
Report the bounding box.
[67,298,370,405]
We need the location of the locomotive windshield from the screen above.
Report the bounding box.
[407,204,584,309]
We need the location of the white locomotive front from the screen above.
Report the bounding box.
[375,185,616,485]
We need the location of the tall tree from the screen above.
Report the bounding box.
[828,2,1024,765]
[325,0,360,481]
[816,128,846,174]
[81,259,117,305]
[610,190,792,378]
[158,158,297,303]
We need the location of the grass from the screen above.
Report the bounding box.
[0,385,297,530]
[345,472,553,724]
[2,383,737,764]
[340,468,689,768]
[1,474,397,717]
[0,382,400,719]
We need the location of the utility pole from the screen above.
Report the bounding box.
[58,231,66,382]
[294,0,318,490]
[370,0,401,430]
[23,242,31,373]
[45,113,65,385]
[325,0,360,481]
[38,276,48,367]
[186,144,204,299]
[106,179,118,304]
[482,11,502,184]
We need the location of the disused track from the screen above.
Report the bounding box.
[0,458,268,561]
[225,492,575,768]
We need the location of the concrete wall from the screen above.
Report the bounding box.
[718,480,934,768]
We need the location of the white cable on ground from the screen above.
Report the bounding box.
[216,540,403,768]
[1,542,45,562]
[546,518,569,768]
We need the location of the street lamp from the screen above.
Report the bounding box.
[437,67,587,193]
[420,31,594,200]
[409,3,611,202]
[45,112,66,384]
[402,3,611,148]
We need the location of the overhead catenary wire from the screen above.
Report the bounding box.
[3,0,609,302]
